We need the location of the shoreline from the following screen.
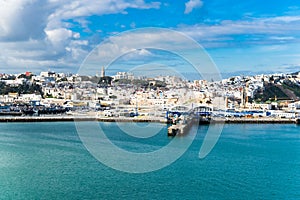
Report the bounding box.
[211,117,299,124]
[0,115,299,124]
[0,116,167,123]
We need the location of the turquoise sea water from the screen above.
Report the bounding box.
[0,122,299,199]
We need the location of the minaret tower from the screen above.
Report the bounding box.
[101,66,105,77]
[245,82,249,106]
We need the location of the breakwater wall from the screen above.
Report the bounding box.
[0,116,299,124]
[212,117,299,124]
[0,116,167,123]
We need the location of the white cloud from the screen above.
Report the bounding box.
[0,0,49,41]
[269,36,295,41]
[77,28,218,75]
[46,28,73,44]
[73,32,81,39]
[92,33,168,62]
[179,16,300,47]
[120,48,154,61]
[47,0,161,29]
[0,0,299,75]
[264,16,300,23]
[184,0,203,14]
[0,0,161,73]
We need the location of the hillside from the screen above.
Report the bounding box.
[254,82,300,102]
[281,80,300,97]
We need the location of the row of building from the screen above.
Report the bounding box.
[1,70,300,116]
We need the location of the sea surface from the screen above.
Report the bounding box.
[0,122,299,199]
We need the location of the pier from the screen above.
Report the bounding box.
[167,116,195,136]
[167,116,300,136]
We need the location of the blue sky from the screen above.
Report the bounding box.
[0,0,300,77]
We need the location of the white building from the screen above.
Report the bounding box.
[113,72,134,80]
[40,71,57,78]
[18,94,42,103]
[2,78,25,86]
[0,95,15,103]
[269,111,296,118]
[288,101,300,110]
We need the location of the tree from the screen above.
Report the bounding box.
[98,76,113,87]
[18,74,34,80]
[0,82,43,96]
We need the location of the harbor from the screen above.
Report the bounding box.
[1,112,298,139]
[1,69,300,135]
[0,102,299,137]
[0,115,298,123]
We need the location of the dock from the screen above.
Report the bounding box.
[167,116,300,136]
[167,117,195,136]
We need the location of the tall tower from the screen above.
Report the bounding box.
[240,87,246,109]
[245,82,249,105]
[225,96,229,109]
[101,66,105,77]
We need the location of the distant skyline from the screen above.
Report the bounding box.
[1,0,300,76]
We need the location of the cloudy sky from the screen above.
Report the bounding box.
[1,0,300,76]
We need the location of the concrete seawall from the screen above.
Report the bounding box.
[0,116,298,124]
[0,116,167,123]
[212,117,299,124]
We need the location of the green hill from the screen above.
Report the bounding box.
[254,81,300,102]
[281,80,300,97]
